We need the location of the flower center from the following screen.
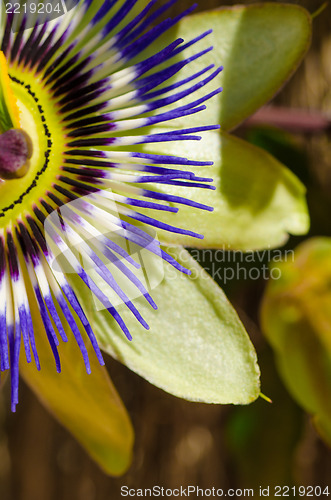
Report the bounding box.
[0,52,32,179]
[0,53,66,228]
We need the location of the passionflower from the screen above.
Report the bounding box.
[0,0,222,411]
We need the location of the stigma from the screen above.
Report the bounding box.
[0,129,33,178]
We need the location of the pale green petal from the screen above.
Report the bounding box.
[139,130,309,250]
[79,247,260,405]
[162,3,311,130]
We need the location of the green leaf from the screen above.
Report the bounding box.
[139,129,309,250]
[261,238,331,446]
[20,309,134,476]
[163,4,311,130]
[80,247,260,405]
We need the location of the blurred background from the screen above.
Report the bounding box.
[1,0,331,498]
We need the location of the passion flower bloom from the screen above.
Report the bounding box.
[0,0,222,411]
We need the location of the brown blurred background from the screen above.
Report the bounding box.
[1,1,331,499]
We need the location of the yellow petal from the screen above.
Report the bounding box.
[20,306,134,476]
[0,51,20,130]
